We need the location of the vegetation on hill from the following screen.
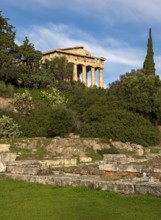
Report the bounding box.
[0,11,161,146]
[143,28,155,75]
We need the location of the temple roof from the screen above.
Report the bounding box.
[43,46,106,61]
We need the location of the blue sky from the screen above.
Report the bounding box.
[1,0,161,87]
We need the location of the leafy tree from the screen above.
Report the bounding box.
[108,70,161,123]
[0,11,17,83]
[17,37,42,70]
[143,28,155,75]
[43,56,73,82]
[27,69,53,88]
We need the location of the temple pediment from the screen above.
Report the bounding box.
[58,47,91,56]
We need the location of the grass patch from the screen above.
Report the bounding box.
[85,147,102,161]
[0,178,161,220]
[97,147,120,157]
[150,148,160,154]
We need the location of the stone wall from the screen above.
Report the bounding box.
[1,173,161,197]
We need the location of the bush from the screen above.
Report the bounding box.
[80,108,161,147]
[47,105,79,137]
[12,90,33,115]
[0,115,22,138]
[41,87,67,107]
[0,81,14,97]
[12,101,52,137]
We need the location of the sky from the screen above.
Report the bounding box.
[1,0,161,87]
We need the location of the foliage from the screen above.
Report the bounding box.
[17,37,42,70]
[42,56,73,82]
[47,105,79,137]
[80,107,161,147]
[108,70,161,123]
[12,90,33,115]
[10,99,53,137]
[27,69,53,88]
[0,11,18,84]
[0,115,22,138]
[41,87,67,107]
[143,28,155,75]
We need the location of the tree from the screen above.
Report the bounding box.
[0,11,18,83]
[17,37,42,70]
[143,28,155,75]
[43,56,73,82]
[108,70,161,123]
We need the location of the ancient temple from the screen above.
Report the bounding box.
[42,46,106,87]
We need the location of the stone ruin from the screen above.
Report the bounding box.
[0,138,161,197]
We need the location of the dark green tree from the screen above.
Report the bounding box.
[143,28,155,75]
[0,11,18,83]
[43,56,73,83]
[108,70,161,123]
[17,37,42,70]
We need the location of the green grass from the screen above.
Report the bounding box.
[0,179,161,220]
[150,148,160,154]
[85,147,102,161]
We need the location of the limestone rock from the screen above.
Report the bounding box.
[0,161,6,172]
[80,157,92,163]
[0,144,10,153]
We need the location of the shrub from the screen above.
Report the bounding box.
[12,101,52,137]
[47,105,79,137]
[12,90,33,115]
[0,115,22,138]
[80,108,161,147]
[0,81,14,97]
[41,87,67,107]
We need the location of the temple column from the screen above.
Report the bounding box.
[91,67,95,87]
[73,64,78,81]
[82,65,87,85]
[98,68,103,88]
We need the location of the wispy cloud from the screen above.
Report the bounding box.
[3,0,161,23]
[16,23,146,85]
[17,23,143,66]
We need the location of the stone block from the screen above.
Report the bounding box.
[0,153,18,162]
[0,161,6,172]
[0,144,10,152]
[80,157,92,163]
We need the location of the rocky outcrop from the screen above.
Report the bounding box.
[111,141,144,156]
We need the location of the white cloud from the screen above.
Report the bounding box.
[3,0,161,23]
[16,23,146,85]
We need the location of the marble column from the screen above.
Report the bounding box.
[91,67,96,87]
[98,68,103,88]
[82,65,87,85]
[73,64,78,81]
